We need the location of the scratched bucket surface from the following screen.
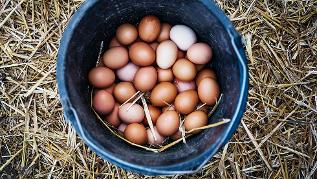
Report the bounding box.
[57,0,248,175]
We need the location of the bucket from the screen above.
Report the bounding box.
[57,0,248,175]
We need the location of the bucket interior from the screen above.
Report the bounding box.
[62,0,241,168]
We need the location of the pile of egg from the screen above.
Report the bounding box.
[88,15,220,146]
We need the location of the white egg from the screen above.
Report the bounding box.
[156,40,178,69]
[170,25,197,51]
[116,62,139,82]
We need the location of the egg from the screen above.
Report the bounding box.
[157,23,171,42]
[147,127,165,145]
[156,40,178,69]
[172,59,197,81]
[113,82,137,104]
[174,79,196,92]
[109,37,122,48]
[174,90,199,114]
[143,105,161,126]
[196,69,217,85]
[118,123,127,133]
[134,66,157,92]
[124,123,147,145]
[162,105,175,112]
[105,84,115,94]
[150,82,177,107]
[92,90,115,115]
[88,67,115,88]
[171,130,182,140]
[177,50,185,59]
[105,103,121,127]
[156,111,180,136]
[150,42,159,50]
[157,68,174,82]
[184,111,208,134]
[129,42,155,66]
[198,78,220,105]
[138,15,161,42]
[116,23,138,45]
[102,47,129,69]
[118,103,144,124]
[170,25,197,50]
[187,43,212,64]
[116,62,139,82]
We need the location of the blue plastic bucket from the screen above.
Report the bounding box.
[57,0,248,175]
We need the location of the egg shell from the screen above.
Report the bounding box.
[150,42,159,50]
[156,40,178,69]
[105,103,121,127]
[162,105,175,112]
[88,67,115,88]
[138,15,161,42]
[187,43,213,64]
[196,69,217,85]
[157,23,171,42]
[118,103,144,124]
[184,111,208,134]
[118,123,127,133]
[109,37,122,48]
[156,110,180,136]
[124,123,148,145]
[174,79,196,92]
[157,68,174,82]
[172,59,197,81]
[102,47,129,69]
[143,105,161,126]
[113,82,137,104]
[150,82,177,107]
[116,23,138,45]
[129,42,155,66]
[170,25,197,51]
[116,62,139,82]
[134,66,157,92]
[174,90,199,114]
[147,127,165,145]
[198,78,220,105]
[92,90,115,115]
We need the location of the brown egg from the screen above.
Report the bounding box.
[150,42,159,50]
[129,42,155,66]
[134,66,157,92]
[124,123,147,145]
[174,79,196,92]
[92,90,115,115]
[157,23,171,42]
[198,78,220,105]
[105,103,121,127]
[88,67,115,88]
[187,43,213,64]
[162,105,175,112]
[156,111,180,136]
[113,82,137,104]
[174,90,199,114]
[109,37,122,48]
[105,84,115,94]
[150,82,177,107]
[118,123,127,133]
[157,68,174,82]
[143,105,161,126]
[147,127,165,145]
[116,23,138,45]
[171,130,182,140]
[177,50,185,59]
[118,103,144,124]
[184,111,208,134]
[102,47,129,69]
[172,59,197,81]
[196,69,217,85]
[138,15,161,42]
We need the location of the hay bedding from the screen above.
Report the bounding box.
[0,0,316,178]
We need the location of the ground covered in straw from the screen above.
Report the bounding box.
[1,0,317,178]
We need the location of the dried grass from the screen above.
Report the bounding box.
[1,0,317,178]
